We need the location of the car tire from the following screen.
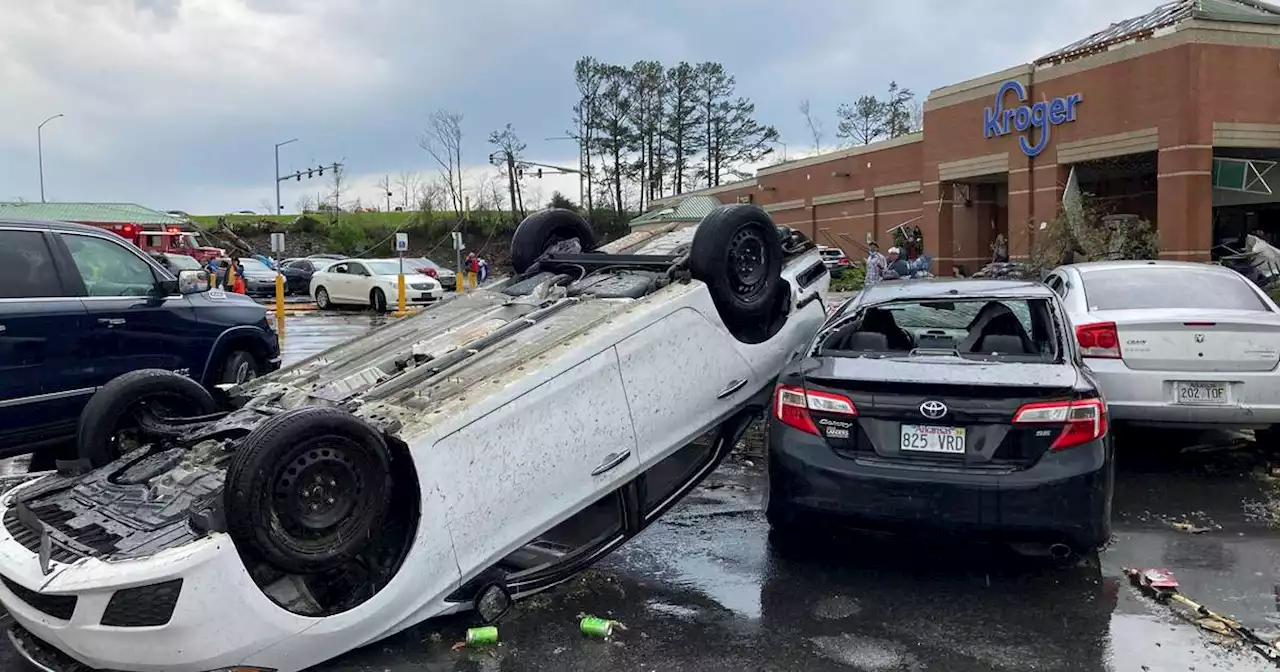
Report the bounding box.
[1256,426,1277,447]
[224,406,394,574]
[76,369,219,468]
[315,286,332,310]
[689,204,785,322]
[370,288,388,313]
[218,350,259,385]
[510,208,596,274]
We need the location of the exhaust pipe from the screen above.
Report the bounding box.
[1049,543,1074,561]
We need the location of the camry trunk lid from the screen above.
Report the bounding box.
[800,356,1085,470]
[1097,308,1280,373]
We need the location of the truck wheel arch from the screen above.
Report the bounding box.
[201,327,274,386]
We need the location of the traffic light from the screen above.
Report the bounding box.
[318,165,325,176]
[296,173,301,181]
[307,169,313,178]
[517,168,524,179]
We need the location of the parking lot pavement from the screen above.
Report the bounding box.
[6,314,1280,671]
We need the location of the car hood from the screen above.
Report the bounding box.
[802,355,1080,389]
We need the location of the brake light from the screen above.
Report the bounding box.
[1076,322,1120,359]
[1013,398,1108,451]
[1183,322,1215,327]
[838,257,850,265]
[772,384,856,435]
[420,267,437,278]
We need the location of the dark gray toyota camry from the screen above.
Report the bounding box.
[765,278,1114,559]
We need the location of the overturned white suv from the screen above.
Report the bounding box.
[0,205,830,672]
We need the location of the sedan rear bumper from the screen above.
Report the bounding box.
[767,422,1113,549]
[1088,359,1280,428]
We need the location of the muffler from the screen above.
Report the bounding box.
[1049,543,1074,561]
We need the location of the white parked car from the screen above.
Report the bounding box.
[310,258,444,312]
[0,205,830,672]
[1046,260,1280,438]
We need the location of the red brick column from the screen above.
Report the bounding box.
[1156,146,1214,262]
[1007,169,1032,259]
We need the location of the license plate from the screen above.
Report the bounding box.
[1175,381,1229,405]
[900,424,966,454]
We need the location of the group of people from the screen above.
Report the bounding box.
[205,256,247,294]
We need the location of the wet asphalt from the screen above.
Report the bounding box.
[7,308,1280,672]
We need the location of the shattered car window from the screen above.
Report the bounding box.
[819,298,1059,362]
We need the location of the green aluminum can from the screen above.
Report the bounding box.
[465,626,499,646]
[580,616,614,638]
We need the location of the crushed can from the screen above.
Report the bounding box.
[465,626,499,646]
[579,616,614,638]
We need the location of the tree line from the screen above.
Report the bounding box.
[798,81,923,151]
[569,57,780,215]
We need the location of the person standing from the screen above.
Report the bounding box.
[864,241,888,287]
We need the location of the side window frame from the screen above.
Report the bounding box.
[0,228,71,299]
[53,231,162,298]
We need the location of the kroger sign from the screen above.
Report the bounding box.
[983,80,1082,158]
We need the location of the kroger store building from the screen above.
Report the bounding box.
[651,0,1280,270]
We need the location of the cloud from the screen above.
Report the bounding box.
[1,0,1161,212]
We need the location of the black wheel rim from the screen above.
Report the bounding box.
[233,359,256,384]
[727,224,769,299]
[271,435,373,546]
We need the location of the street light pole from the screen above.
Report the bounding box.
[274,138,298,214]
[37,114,64,203]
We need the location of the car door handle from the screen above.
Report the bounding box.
[717,378,749,399]
[591,450,631,476]
[97,318,126,327]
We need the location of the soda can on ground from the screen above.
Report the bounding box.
[465,626,499,645]
[579,616,614,638]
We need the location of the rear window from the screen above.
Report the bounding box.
[817,297,1060,362]
[1081,268,1268,311]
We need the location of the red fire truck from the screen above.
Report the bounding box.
[94,223,225,263]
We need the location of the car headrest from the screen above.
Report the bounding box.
[974,334,1028,354]
[843,331,889,351]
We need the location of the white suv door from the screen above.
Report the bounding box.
[433,346,640,576]
[615,306,756,466]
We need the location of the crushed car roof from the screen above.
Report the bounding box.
[862,278,1056,302]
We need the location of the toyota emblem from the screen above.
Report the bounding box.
[1195,333,1205,343]
[920,400,948,419]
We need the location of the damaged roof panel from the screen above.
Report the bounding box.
[1036,0,1280,65]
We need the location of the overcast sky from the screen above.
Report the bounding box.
[1,0,1162,214]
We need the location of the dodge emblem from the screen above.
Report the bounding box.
[1195,333,1205,343]
[920,400,948,420]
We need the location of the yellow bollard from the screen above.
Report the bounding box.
[455,272,464,294]
[396,273,407,316]
[225,263,236,292]
[467,271,477,289]
[274,272,286,323]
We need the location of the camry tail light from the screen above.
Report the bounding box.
[772,384,857,435]
[1076,322,1121,359]
[1013,398,1107,451]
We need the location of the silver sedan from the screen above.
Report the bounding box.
[1046,260,1280,435]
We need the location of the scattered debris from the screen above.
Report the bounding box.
[1168,521,1216,534]
[1125,568,1280,665]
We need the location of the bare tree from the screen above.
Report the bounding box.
[295,194,315,213]
[257,198,274,214]
[418,110,465,219]
[799,99,824,152]
[374,174,393,211]
[329,164,347,216]
[908,100,924,133]
[395,171,421,210]
[488,123,527,224]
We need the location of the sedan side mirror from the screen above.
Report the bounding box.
[177,269,211,295]
[474,582,513,624]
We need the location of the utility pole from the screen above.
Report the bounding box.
[37,114,64,203]
[274,138,297,214]
[384,174,391,212]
